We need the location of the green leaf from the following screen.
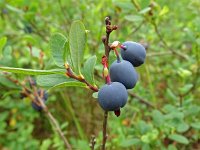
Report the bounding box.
[151,110,164,126]
[82,55,96,85]
[37,74,86,89]
[50,82,86,89]
[0,74,20,89]
[0,37,7,57]
[69,20,86,74]
[124,15,143,22]
[168,145,178,150]
[141,129,159,143]
[168,134,189,144]
[191,122,200,130]
[177,123,189,133]
[22,35,37,45]
[139,7,151,14]
[40,139,52,150]
[6,4,24,13]
[3,46,13,57]
[166,88,178,102]
[120,138,141,147]
[2,90,19,98]
[159,6,169,16]
[50,33,68,67]
[137,121,152,134]
[178,84,193,94]
[142,144,150,150]
[0,67,65,75]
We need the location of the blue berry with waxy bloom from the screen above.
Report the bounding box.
[120,41,146,67]
[32,90,48,111]
[98,82,128,111]
[110,60,138,89]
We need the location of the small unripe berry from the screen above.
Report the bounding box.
[110,60,138,89]
[98,82,128,111]
[103,67,109,77]
[120,41,146,67]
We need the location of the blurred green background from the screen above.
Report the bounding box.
[0,0,200,150]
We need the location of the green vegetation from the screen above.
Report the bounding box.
[0,0,199,150]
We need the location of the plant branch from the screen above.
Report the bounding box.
[100,16,118,150]
[128,92,155,108]
[4,74,41,106]
[152,22,188,60]
[46,111,72,150]
[147,51,172,57]
[129,92,166,114]
[102,17,118,59]
[131,0,141,11]
[32,86,72,150]
[101,111,108,150]
[3,75,72,150]
[130,21,144,35]
[64,64,98,92]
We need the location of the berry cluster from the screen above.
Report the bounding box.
[98,41,146,116]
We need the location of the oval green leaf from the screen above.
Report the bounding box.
[82,55,97,85]
[37,74,86,89]
[0,67,65,75]
[168,134,189,145]
[50,33,68,67]
[69,20,86,74]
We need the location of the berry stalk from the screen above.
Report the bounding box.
[113,48,121,63]
[65,63,98,92]
[101,16,118,150]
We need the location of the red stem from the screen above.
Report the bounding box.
[106,76,111,85]
[114,48,121,62]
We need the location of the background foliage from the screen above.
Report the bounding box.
[0,0,200,149]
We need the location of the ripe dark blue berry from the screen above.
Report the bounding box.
[24,25,33,34]
[2,9,8,14]
[98,82,128,111]
[110,60,138,89]
[32,90,48,111]
[31,98,43,111]
[120,41,146,67]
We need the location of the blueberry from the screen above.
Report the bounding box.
[98,82,128,111]
[31,98,43,111]
[24,25,32,33]
[2,9,8,14]
[32,90,48,111]
[120,41,146,67]
[110,60,138,89]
